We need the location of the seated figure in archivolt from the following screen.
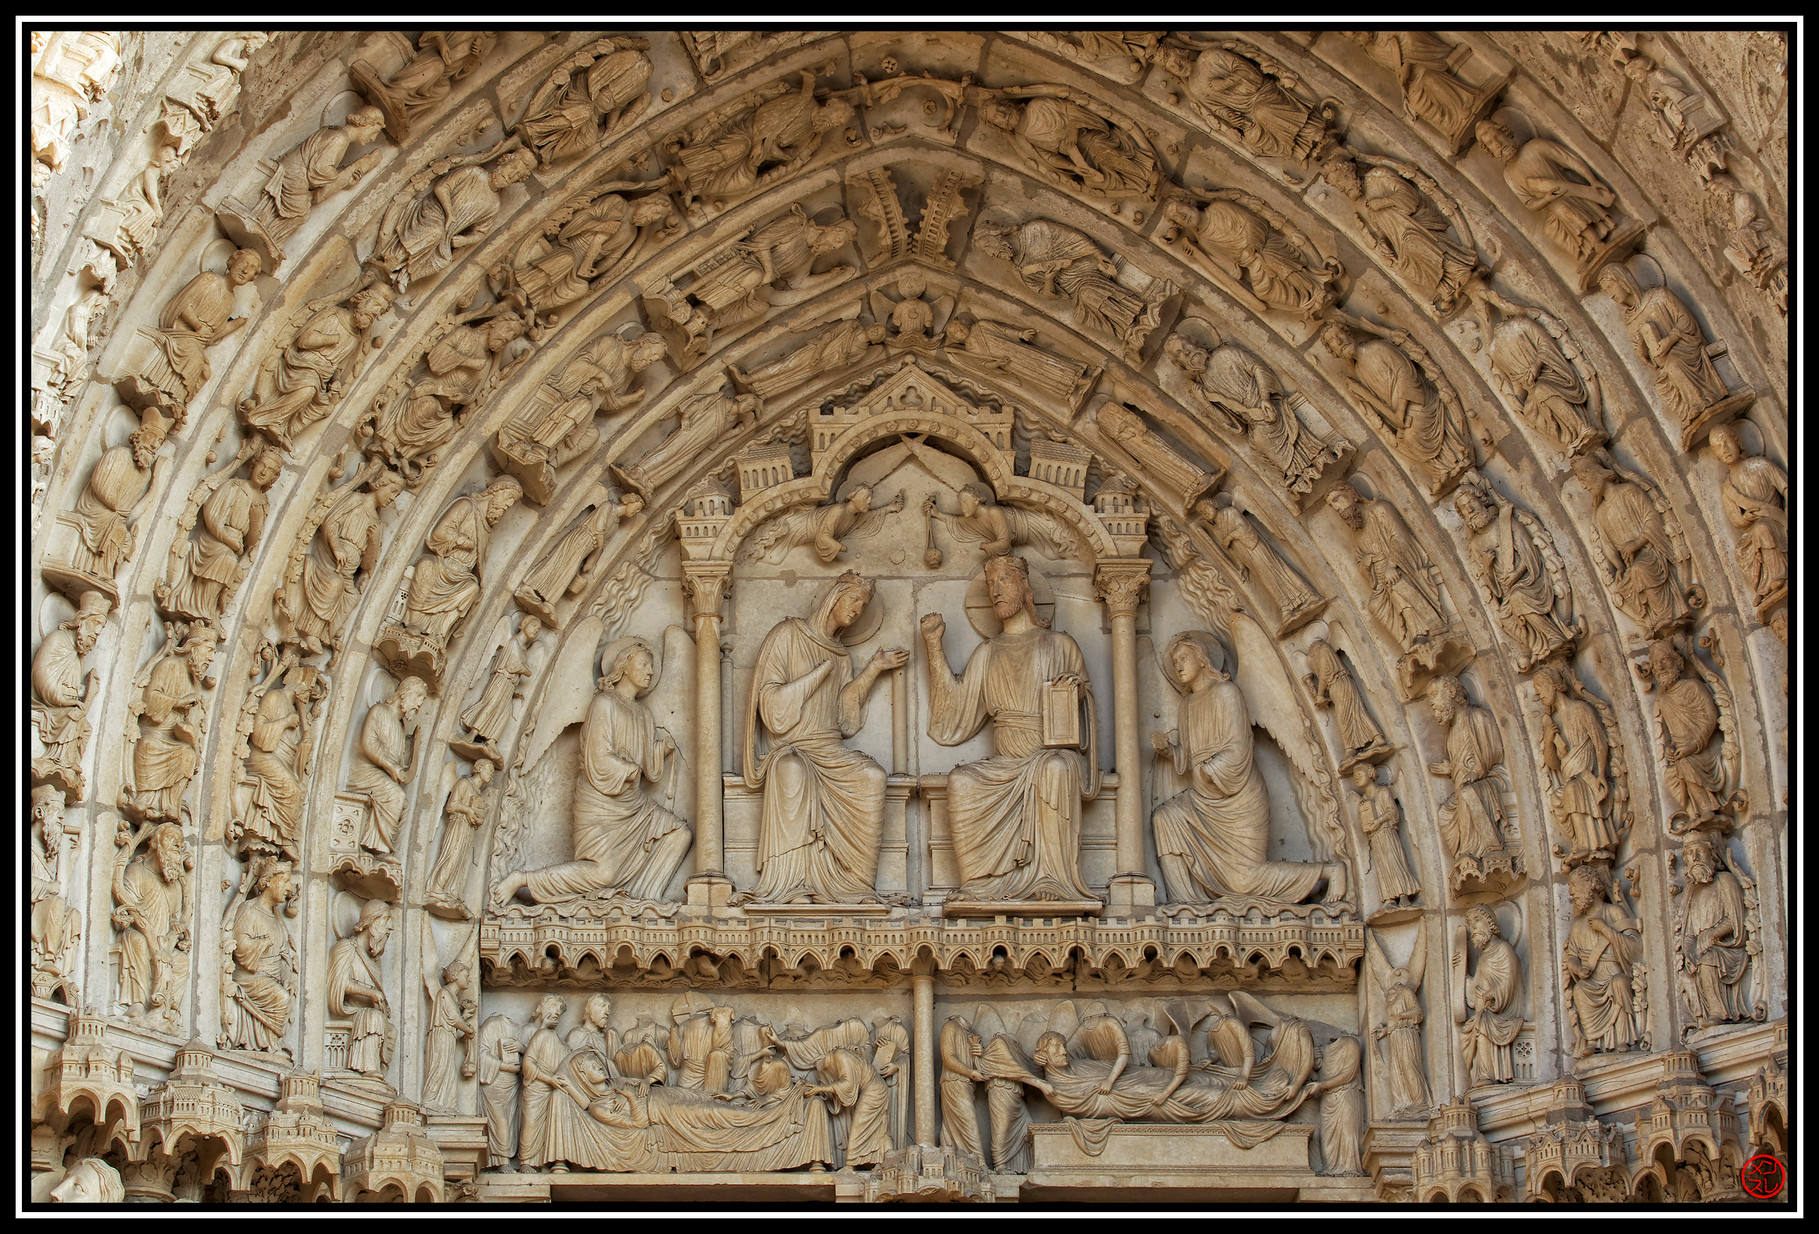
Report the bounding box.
[493,637,691,907]
[1151,630,1346,908]
[739,572,907,904]
[922,553,1100,904]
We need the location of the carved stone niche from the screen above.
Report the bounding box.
[1410,1097,1512,1203]
[343,1101,444,1203]
[1521,1076,1627,1202]
[245,1071,342,1203]
[1631,1049,1747,1202]
[138,1038,245,1196]
[35,1008,140,1155]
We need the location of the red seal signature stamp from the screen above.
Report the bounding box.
[1741,1154,1785,1199]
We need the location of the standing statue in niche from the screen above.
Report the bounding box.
[1352,765,1420,912]
[218,107,384,265]
[422,961,479,1111]
[1320,322,1475,498]
[425,757,495,916]
[371,312,531,478]
[609,389,761,503]
[1150,630,1346,908]
[976,84,1159,198]
[345,676,430,859]
[221,854,298,1053]
[516,994,568,1169]
[1572,455,1703,638]
[1476,118,1637,287]
[350,31,496,143]
[31,785,81,1001]
[455,623,540,763]
[664,69,856,209]
[494,330,667,504]
[513,495,643,628]
[1708,423,1787,636]
[941,318,1098,404]
[239,287,394,452]
[1532,664,1622,865]
[493,638,691,906]
[728,311,885,401]
[1454,480,1579,672]
[1196,500,1325,635]
[57,410,170,590]
[1161,196,1340,320]
[739,571,906,905]
[1453,905,1522,1086]
[1426,674,1519,888]
[1316,1035,1366,1175]
[280,466,404,655]
[1562,865,1644,1057]
[328,898,394,1081]
[1596,262,1750,446]
[158,445,284,623]
[478,1014,523,1166]
[1304,639,1392,772]
[495,194,674,326]
[1367,922,1432,1118]
[922,554,1101,907]
[1675,830,1755,1029]
[111,819,192,1027]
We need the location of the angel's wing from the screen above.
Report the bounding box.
[1406,917,1428,991]
[1002,505,1079,560]
[744,503,821,563]
[1366,931,1391,990]
[1691,649,1741,806]
[1229,613,1350,863]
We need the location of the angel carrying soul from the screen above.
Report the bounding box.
[746,484,903,564]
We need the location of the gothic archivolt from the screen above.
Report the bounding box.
[29,29,1788,1206]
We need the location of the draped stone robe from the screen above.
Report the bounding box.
[520,686,690,901]
[745,617,887,902]
[1153,676,1324,904]
[926,626,1097,902]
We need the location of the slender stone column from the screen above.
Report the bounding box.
[913,967,937,1145]
[682,562,733,905]
[1096,559,1154,913]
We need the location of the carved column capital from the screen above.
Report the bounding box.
[682,562,734,622]
[1094,558,1152,618]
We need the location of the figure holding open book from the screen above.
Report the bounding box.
[921,554,1101,909]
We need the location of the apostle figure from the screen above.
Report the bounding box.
[516,995,567,1169]
[1454,905,1522,1086]
[369,147,537,290]
[127,248,260,413]
[1561,866,1642,1056]
[395,475,523,659]
[1646,639,1728,827]
[1709,423,1787,623]
[1352,765,1420,911]
[1322,155,1479,311]
[328,899,394,1080]
[922,554,1100,905]
[238,663,323,858]
[1596,264,1737,438]
[234,107,384,256]
[1572,456,1699,637]
[939,1014,986,1159]
[1155,42,1330,162]
[1321,323,1473,496]
[1532,665,1617,862]
[239,287,394,451]
[63,410,169,585]
[423,961,479,1110]
[1677,830,1752,1028]
[1151,630,1345,906]
[110,821,189,1020]
[282,467,403,654]
[425,757,494,912]
[121,624,219,822]
[1476,119,1621,270]
[1426,675,1513,873]
[159,446,283,622]
[345,675,429,857]
[222,855,296,1051]
[493,638,691,905]
[1487,314,1604,456]
[741,572,905,904]
[1454,482,1577,671]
